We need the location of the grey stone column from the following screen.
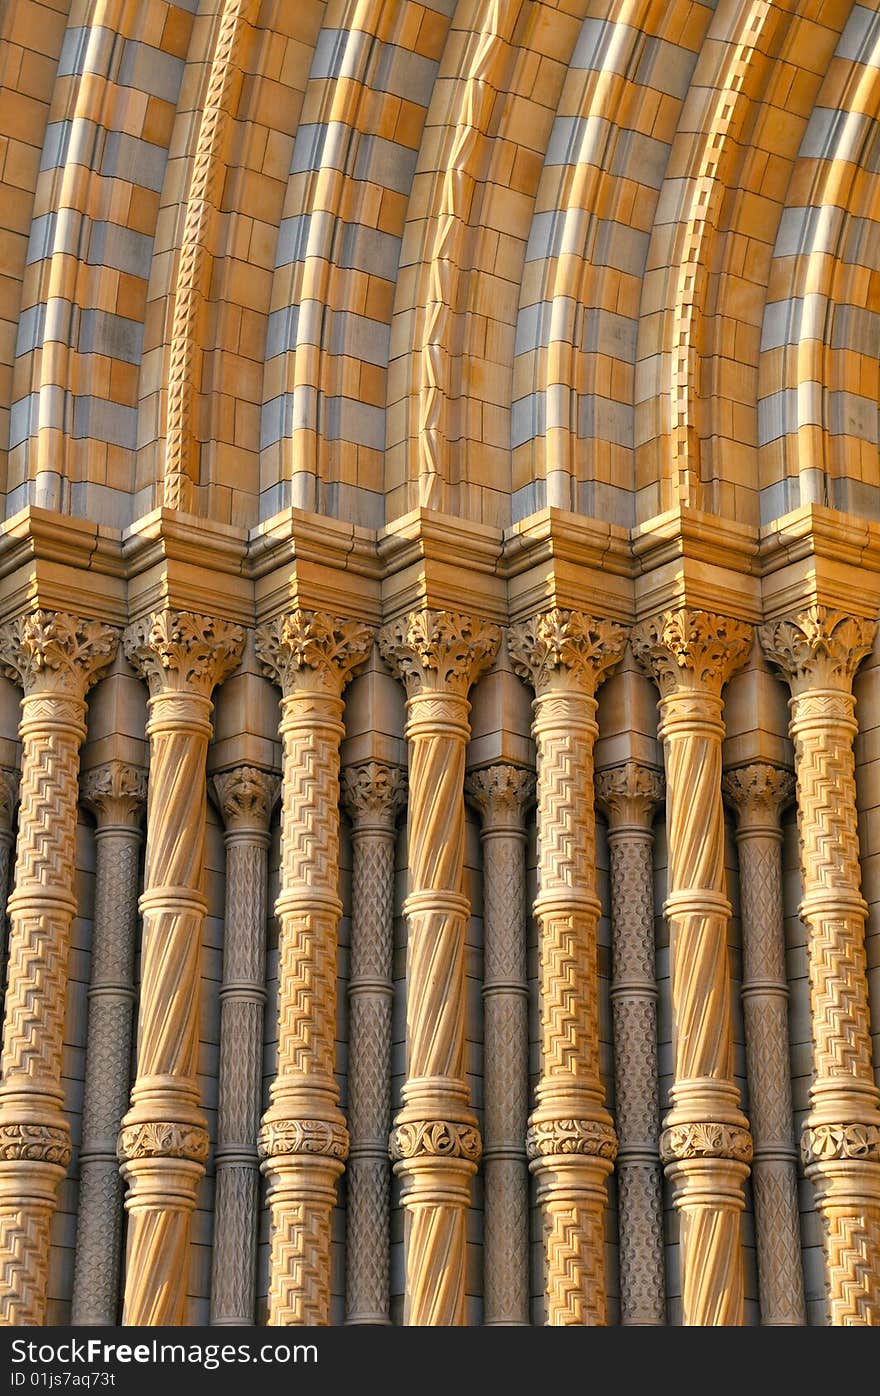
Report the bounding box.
[72,762,147,1325]
[0,767,19,1004]
[209,766,279,1326]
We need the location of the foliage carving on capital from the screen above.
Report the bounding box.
[722,763,794,824]
[255,610,374,698]
[211,766,279,832]
[341,762,407,824]
[759,607,876,697]
[465,764,535,827]
[124,610,244,699]
[631,609,752,698]
[377,609,500,698]
[81,761,148,828]
[0,610,120,699]
[507,608,626,697]
[595,761,664,827]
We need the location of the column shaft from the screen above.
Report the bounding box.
[0,767,19,1006]
[71,763,146,1325]
[632,609,753,1327]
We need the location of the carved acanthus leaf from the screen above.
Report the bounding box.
[0,611,120,699]
[124,610,244,698]
[631,609,752,698]
[525,1118,618,1161]
[722,763,795,824]
[212,766,279,831]
[759,606,875,696]
[118,1122,210,1164]
[508,608,626,697]
[389,1120,482,1163]
[595,761,664,827]
[659,1122,753,1164]
[256,610,374,697]
[465,764,535,827]
[341,762,407,823]
[0,1123,71,1166]
[81,761,148,828]
[257,1119,349,1161]
[801,1122,880,1165]
[378,609,500,698]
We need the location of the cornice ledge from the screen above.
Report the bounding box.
[248,507,381,579]
[502,507,631,576]
[0,506,126,624]
[123,508,248,575]
[379,509,506,623]
[631,505,761,622]
[758,505,880,619]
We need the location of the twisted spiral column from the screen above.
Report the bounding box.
[464,764,534,1326]
[209,766,279,1325]
[722,763,805,1326]
[341,762,406,1326]
[256,610,374,1326]
[760,606,880,1326]
[0,767,20,1005]
[71,762,147,1325]
[632,609,753,1327]
[0,611,119,1325]
[379,610,500,1327]
[119,610,244,1326]
[595,760,666,1326]
[509,609,627,1326]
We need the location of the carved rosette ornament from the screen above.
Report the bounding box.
[209,766,279,1326]
[631,609,753,1327]
[595,761,666,1326]
[256,610,374,1325]
[0,610,119,1324]
[71,762,147,1326]
[722,763,805,1326]
[378,609,500,1326]
[508,609,626,1325]
[341,762,406,1326]
[465,764,534,1326]
[118,610,244,1326]
[760,606,880,1325]
[0,766,19,1004]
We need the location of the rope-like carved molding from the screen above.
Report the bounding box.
[118,1123,210,1165]
[257,610,375,697]
[378,608,500,697]
[631,608,752,698]
[508,608,626,697]
[124,610,244,698]
[802,1124,880,1165]
[257,1120,349,1161]
[389,1121,482,1163]
[0,610,119,698]
[526,1119,618,1161]
[0,1124,71,1166]
[660,1124,754,1165]
[759,606,875,696]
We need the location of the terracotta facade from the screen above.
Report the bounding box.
[1,0,880,1326]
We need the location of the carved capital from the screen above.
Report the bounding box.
[211,765,279,832]
[801,1122,880,1166]
[81,761,147,829]
[117,1122,210,1165]
[508,609,626,698]
[257,1119,349,1162]
[722,763,794,827]
[389,1120,482,1163]
[0,766,19,828]
[378,609,500,699]
[0,610,120,700]
[631,609,752,699]
[256,610,374,698]
[595,761,664,828]
[0,1123,71,1167]
[759,606,875,697]
[341,762,406,825]
[465,764,535,829]
[525,1118,618,1161]
[659,1123,754,1165]
[124,610,244,699]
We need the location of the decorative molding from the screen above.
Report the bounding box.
[118,1122,210,1164]
[0,1124,71,1166]
[258,1119,349,1161]
[508,607,626,696]
[631,608,752,698]
[659,1123,754,1164]
[123,609,244,698]
[802,1124,880,1165]
[256,609,374,697]
[526,1119,618,1161]
[378,608,499,698]
[389,1121,482,1163]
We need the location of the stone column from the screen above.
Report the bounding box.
[760,605,880,1325]
[595,760,666,1326]
[508,609,626,1326]
[255,610,374,1326]
[341,761,406,1326]
[0,611,119,1325]
[378,609,500,1327]
[119,610,244,1327]
[631,609,753,1327]
[71,762,147,1326]
[464,764,534,1327]
[0,766,20,1001]
[722,762,805,1326]
[209,766,279,1326]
